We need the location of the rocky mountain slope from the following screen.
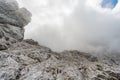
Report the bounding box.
[0,0,120,80]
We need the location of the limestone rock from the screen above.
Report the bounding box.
[0,0,31,27]
[0,0,119,80]
[0,0,31,50]
[0,40,119,80]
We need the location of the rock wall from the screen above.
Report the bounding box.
[0,0,31,50]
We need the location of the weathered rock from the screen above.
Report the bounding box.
[0,41,84,80]
[0,43,8,50]
[0,0,120,80]
[0,40,120,80]
[0,0,31,27]
[0,0,31,50]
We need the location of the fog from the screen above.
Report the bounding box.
[17,0,120,54]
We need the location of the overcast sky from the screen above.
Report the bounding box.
[17,0,120,54]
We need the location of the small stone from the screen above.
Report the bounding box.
[0,43,8,50]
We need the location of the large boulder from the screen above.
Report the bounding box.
[0,0,31,27]
[0,0,31,50]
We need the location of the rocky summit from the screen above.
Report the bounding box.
[0,0,120,80]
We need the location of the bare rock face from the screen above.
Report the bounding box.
[0,40,119,80]
[0,0,120,80]
[0,0,31,50]
[0,0,31,27]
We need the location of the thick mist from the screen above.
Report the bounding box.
[17,0,120,54]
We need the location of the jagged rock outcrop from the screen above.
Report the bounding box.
[0,0,31,27]
[0,40,120,80]
[0,0,120,80]
[0,0,31,50]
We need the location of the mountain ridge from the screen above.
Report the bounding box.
[0,0,120,80]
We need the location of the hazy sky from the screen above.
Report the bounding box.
[101,0,118,9]
[17,0,120,54]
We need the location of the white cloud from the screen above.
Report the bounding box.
[17,0,120,54]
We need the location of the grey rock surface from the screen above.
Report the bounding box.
[0,0,31,27]
[0,40,120,80]
[0,0,120,80]
[0,0,31,50]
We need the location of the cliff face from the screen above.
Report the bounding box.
[0,0,31,50]
[0,0,120,80]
